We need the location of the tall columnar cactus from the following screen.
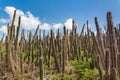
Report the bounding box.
[94,17,106,70]
[117,53,120,77]
[94,12,120,80]
[107,12,118,80]
[47,33,51,68]
[10,10,16,41]
[86,21,91,55]
[5,36,9,71]
[39,57,43,80]
[62,27,66,78]
[31,45,34,70]
[118,38,120,53]
[72,19,76,38]
[95,17,105,60]
[19,40,23,74]
[51,29,60,72]
[104,49,110,80]
[0,47,2,61]
[28,31,32,64]
[8,10,21,78]
[1,9,120,80]
[97,55,103,80]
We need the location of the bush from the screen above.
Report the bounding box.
[69,59,99,80]
[52,73,73,80]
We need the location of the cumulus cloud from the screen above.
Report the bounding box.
[0,6,52,31]
[53,23,63,30]
[53,19,73,30]
[0,18,10,23]
[4,6,40,30]
[0,6,75,35]
[0,25,7,33]
[21,11,40,30]
[64,18,73,30]
[40,23,51,30]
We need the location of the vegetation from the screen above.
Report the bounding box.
[69,59,99,80]
[0,10,120,80]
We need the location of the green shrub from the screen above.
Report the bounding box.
[69,59,99,80]
[52,73,73,80]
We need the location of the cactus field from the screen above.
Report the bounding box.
[0,10,120,80]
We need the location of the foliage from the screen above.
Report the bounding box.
[52,73,73,80]
[69,59,99,80]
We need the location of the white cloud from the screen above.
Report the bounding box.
[40,23,51,30]
[53,23,63,30]
[4,6,40,30]
[21,11,40,30]
[0,6,52,34]
[0,6,76,34]
[0,25,7,33]
[5,6,24,19]
[0,18,10,23]
[53,18,73,30]
[5,6,16,18]
[64,18,73,30]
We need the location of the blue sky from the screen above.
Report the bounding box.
[0,0,120,38]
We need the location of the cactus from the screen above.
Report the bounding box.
[104,49,110,80]
[0,9,120,80]
[3,10,21,78]
[5,36,9,71]
[47,34,51,67]
[107,12,119,80]
[51,29,60,72]
[95,17,105,60]
[39,57,43,80]
[28,31,32,64]
[0,47,3,61]
[31,45,34,70]
[97,55,103,80]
